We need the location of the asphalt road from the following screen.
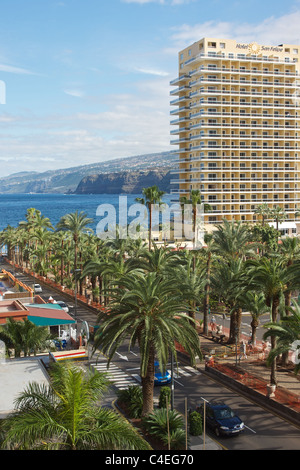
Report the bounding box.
[6,263,300,450]
[6,264,99,328]
[93,342,300,451]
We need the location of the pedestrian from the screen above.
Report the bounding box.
[239,340,247,360]
[210,315,216,331]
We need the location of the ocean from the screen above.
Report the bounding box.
[0,193,174,232]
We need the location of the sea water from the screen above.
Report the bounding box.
[0,193,173,232]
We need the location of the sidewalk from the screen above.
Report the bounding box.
[200,328,300,396]
[198,327,300,421]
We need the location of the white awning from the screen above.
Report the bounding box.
[269,222,297,229]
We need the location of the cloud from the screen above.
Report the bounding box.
[122,0,194,4]
[169,10,300,50]
[63,89,85,98]
[134,67,169,77]
[0,75,173,176]
[0,63,35,75]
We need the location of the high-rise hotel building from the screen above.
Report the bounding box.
[170,38,300,231]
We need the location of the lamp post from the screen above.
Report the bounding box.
[171,351,174,411]
[235,326,239,366]
[74,268,81,322]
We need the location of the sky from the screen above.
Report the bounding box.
[1,0,300,176]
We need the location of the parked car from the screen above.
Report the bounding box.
[196,401,244,437]
[154,361,171,385]
[56,301,69,313]
[34,284,42,293]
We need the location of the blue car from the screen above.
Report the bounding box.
[154,361,171,385]
[196,401,244,437]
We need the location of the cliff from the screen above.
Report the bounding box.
[0,151,176,194]
[74,169,172,194]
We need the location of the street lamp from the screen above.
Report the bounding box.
[235,326,239,366]
[171,351,174,411]
[74,268,81,322]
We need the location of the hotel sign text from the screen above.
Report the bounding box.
[236,43,283,53]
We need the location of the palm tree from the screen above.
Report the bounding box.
[211,258,246,344]
[0,318,53,358]
[180,190,211,251]
[269,206,287,232]
[173,251,206,325]
[254,203,271,226]
[56,211,94,287]
[136,185,165,250]
[212,219,255,261]
[0,362,150,450]
[202,233,215,336]
[263,299,300,375]
[130,243,183,277]
[240,291,269,346]
[245,257,292,385]
[278,237,300,312]
[93,272,201,416]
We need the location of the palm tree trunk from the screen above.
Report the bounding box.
[60,239,64,286]
[250,318,258,346]
[203,251,211,336]
[141,345,155,416]
[228,308,242,344]
[282,289,292,366]
[270,298,280,385]
[148,205,152,251]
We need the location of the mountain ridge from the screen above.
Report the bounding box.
[0,151,176,194]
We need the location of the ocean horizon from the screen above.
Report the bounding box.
[0,193,174,232]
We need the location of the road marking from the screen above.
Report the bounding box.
[116,352,128,361]
[130,350,138,356]
[244,424,256,434]
[91,362,139,390]
[177,367,191,377]
[185,366,201,375]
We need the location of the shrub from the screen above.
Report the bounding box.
[142,408,186,450]
[117,385,143,419]
[189,411,202,436]
[158,386,171,409]
[161,429,187,450]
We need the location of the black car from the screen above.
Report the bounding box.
[196,401,244,437]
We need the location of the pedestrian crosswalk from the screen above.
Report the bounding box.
[90,360,140,390]
[90,358,201,390]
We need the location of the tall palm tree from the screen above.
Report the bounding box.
[56,211,93,282]
[130,243,183,277]
[0,362,150,450]
[254,203,271,226]
[174,252,206,325]
[201,233,215,336]
[269,206,287,232]
[263,299,300,375]
[210,258,246,344]
[212,219,254,261]
[278,237,300,312]
[245,257,293,385]
[240,291,269,346]
[93,272,201,416]
[136,185,165,250]
[180,190,211,251]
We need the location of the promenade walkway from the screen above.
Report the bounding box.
[198,326,300,417]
